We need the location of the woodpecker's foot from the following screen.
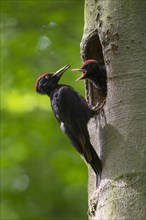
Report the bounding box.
[91,100,106,116]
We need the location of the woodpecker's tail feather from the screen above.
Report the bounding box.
[90,146,102,188]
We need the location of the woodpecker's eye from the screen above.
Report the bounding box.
[45,75,49,79]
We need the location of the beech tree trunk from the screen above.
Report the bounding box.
[81,0,146,219]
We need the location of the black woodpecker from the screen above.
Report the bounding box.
[72,59,107,110]
[35,64,102,186]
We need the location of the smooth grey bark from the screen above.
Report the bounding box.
[81,0,146,219]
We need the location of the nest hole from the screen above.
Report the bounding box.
[81,32,106,106]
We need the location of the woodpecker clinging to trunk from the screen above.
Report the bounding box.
[35,64,102,187]
[72,59,107,111]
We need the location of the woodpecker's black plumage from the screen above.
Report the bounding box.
[35,64,102,186]
[72,59,107,109]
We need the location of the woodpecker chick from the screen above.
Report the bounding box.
[35,64,102,187]
[72,59,107,111]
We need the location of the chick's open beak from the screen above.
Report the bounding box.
[53,64,70,79]
[71,68,87,81]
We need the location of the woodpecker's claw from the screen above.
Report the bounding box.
[90,100,106,116]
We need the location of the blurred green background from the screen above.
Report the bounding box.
[1,1,88,220]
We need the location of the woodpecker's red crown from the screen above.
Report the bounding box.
[82,59,98,66]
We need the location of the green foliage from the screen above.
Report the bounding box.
[1,0,88,219]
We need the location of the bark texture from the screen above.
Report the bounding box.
[81,0,146,219]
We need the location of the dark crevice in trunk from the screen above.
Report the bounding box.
[80,30,106,106]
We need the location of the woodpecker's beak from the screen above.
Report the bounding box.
[53,64,70,80]
[71,68,87,81]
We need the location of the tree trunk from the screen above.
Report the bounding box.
[81,0,146,219]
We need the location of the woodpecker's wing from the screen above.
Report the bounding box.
[51,85,93,163]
